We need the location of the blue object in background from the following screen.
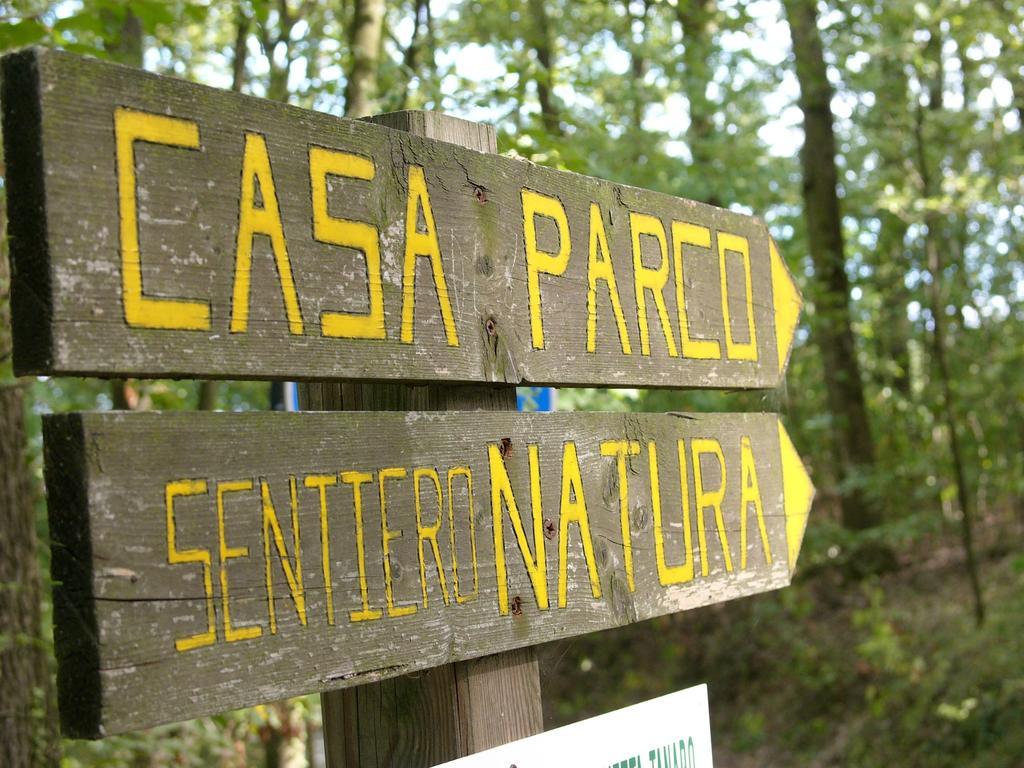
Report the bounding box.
[271,382,300,412]
[517,386,556,412]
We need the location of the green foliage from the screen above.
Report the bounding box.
[61,695,319,767]
[1,0,1021,764]
[0,17,47,48]
[840,562,1024,767]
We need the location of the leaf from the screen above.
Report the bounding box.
[182,4,210,23]
[61,40,106,56]
[0,19,48,50]
[53,13,108,37]
[131,0,178,30]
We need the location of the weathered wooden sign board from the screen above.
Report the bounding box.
[435,684,713,768]
[44,410,811,737]
[3,47,801,389]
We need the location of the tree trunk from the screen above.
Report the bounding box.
[102,7,143,66]
[914,31,985,625]
[344,0,386,118]
[256,0,298,104]
[527,0,563,136]
[231,4,251,93]
[874,214,912,394]
[676,0,721,206]
[0,388,60,767]
[400,6,422,102]
[783,0,880,530]
[1,202,60,767]
[197,381,219,411]
[193,4,251,414]
[624,0,650,138]
[304,10,327,96]
[106,7,144,410]
[400,0,431,109]
[870,26,914,396]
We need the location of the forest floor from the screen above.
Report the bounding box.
[539,514,1024,768]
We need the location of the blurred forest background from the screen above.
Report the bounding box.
[1,0,1022,766]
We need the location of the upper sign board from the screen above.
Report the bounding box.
[44,410,812,736]
[3,48,802,388]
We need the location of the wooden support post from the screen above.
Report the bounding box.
[300,111,544,768]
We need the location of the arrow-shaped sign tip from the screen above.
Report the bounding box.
[770,238,803,376]
[778,421,814,573]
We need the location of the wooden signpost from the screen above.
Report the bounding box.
[2,46,814,764]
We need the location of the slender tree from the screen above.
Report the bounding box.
[676,0,720,207]
[913,27,985,625]
[527,0,563,135]
[196,2,254,413]
[102,6,143,65]
[231,2,251,93]
[400,0,435,109]
[104,7,145,411]
[0,196,60,767]
[783,0,880,531]
[344,0,385,118]
[256,0,301,103]
[867,12,914,396]
[623,0,650,138]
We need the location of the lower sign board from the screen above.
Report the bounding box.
[43,411,812,737]
[435,684,713,768]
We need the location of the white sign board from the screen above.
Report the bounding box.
[436,684,713,768]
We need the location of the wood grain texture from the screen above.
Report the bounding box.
[4,47,801,389]
[454,647,543,754]
[43,410,810,738]
[310,110,542,768]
